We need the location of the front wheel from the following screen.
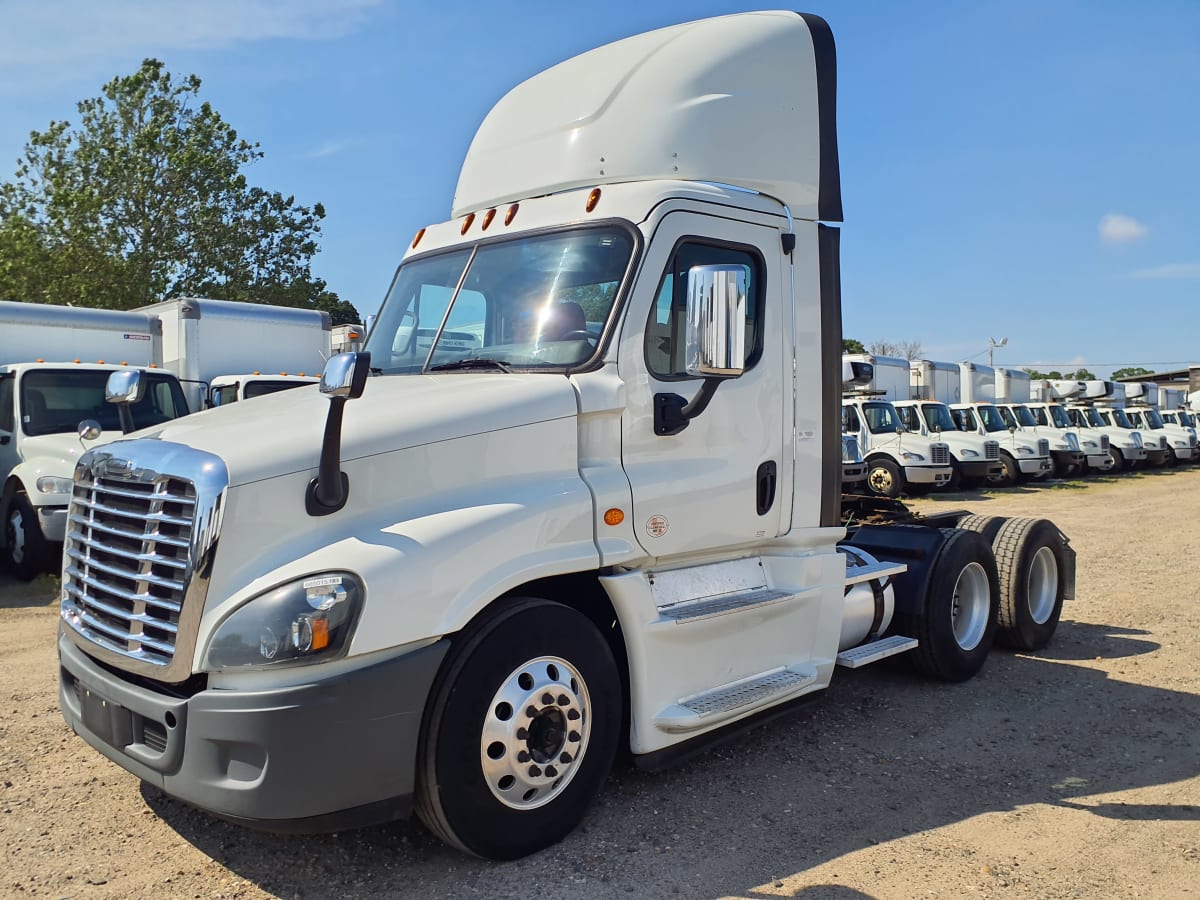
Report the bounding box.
[866,458,905,498]
[987,452,1019,487]
[3,493,50,581]
[416,598,620,860]
[1107,447,1125,471]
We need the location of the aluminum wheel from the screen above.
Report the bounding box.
[950,561,990,651]
[480,655,591,811]
[6,506,26,565]
[1026,545,1059,625]
[868,466,895,494]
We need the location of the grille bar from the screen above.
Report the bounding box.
[68,513,191,549]
[66,588,179,635]
[64,531,188,570]
[64,567,183,614]
[65,548,187,592]
[70,494,194,527]
[984,441,1000,460]
[930,444,950,466]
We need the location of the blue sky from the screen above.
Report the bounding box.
[1,0,1196,377]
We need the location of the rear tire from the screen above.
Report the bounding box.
[415,598,620,860]
[992,517,1067,650]
[955,513,1006,544]
[895,528,999,682]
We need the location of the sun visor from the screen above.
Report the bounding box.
[452,11,841,223]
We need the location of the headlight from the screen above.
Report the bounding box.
[1016,446,1034,456]
[960,449,979,458]
[1083,440,1098,450]
[900,452,925,462]
[36,476,73,494]
[202,573,363,670]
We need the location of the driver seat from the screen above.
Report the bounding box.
[539,302,587,342]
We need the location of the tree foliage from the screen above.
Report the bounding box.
[842,337,866,354]
[1111,366,1154,380]
[867,339,923,361]
[0,59,358,321]
[1024,367,1096,381]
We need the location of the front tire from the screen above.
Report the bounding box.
[987,452,1019,487]
[3,493,50,581]
[1107,447,1125,472]
[895,529,999,682]
[415,598,620,860]
[992,517,1067,650]
[866,458,905,498]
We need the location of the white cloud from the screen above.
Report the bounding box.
[1129,262,1200,280]
[305,138,360,160]
[0,0,382,90]
[1098,212,1148,244]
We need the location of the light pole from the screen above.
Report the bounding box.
[988,336,1008,367]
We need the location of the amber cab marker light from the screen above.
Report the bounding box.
[460,213,476,235]
[586,188,602,212]
[481,208,497,230]
[504,203,519,226]
[603,508,624,527]
[412,227,426,249]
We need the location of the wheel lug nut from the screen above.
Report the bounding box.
[517,751,530,763]
[541,693,554,705]
[557,694,570,706]
[529,765,542,777]
[559,752,572,764]
[545,765,557,777]
[516,727,528,740]
[567,709,580,720]
[525,706,538,718]
[568,730,581,742]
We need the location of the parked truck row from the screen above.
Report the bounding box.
[0,298,332,577]
[53,12,1079,860]
[843,354,1198,498]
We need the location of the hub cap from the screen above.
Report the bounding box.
[1026,545,1058,624]
[950,561,990,651]
[7,507,26,564]
[480,656,590,810]
[868,466,894,493]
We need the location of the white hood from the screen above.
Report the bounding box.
[132,374,579,486]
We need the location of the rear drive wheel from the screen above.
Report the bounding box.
[416,598,620,860]
[866,458,905,498]
[955,514,1006,544]
[895,528,999,682]
[3,493,50,581]
[992,517,1067,650]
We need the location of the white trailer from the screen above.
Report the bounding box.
[0,300,160,366]
[57,12,1075,859]
[144,298,331,410]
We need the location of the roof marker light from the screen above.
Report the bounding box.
[461,213,476,235]
[412,227,426,249]
[504,203,519,225]
[482,208,496,230]
[586,188,602,212]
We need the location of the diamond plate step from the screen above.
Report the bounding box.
[835,635,918,668]
[654,665,818,733]
[657,587,791,624]
[843,559,907,587]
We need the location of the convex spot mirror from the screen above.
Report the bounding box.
[78,419,102,441]
[320,352,371,400]
[684,265,747,378]
[105,369,145,405]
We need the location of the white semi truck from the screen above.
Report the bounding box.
[56,13,1075,859]
[1018,380,1112,474]
[993,368,1088,477]
[1061,381,1148,471]
[0,302,194,578]
[1091,382,1171,468]
[1122,383,1198,465]
[849,354,1001,490]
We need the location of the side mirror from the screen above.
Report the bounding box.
[105,369,144,434]
[307,352,372,516]
[78,419,102,442]
[320,352,371,400]
[684,265,747,378]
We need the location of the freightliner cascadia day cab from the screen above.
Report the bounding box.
[57,13,1076,859]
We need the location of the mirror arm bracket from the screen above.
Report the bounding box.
[654,377,722,436]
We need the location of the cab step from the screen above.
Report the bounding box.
[656,587,791,624]
[843,558,907,587]
[653,665,818,733]
[835,635,918,668]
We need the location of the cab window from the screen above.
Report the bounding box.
[896,406,921,432]
[646,242,763,378]
[842,406,861,433]
[0,375,13,433]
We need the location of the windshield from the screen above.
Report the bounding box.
[1180,412,1196,428]
[862,401,902,434]
[365,226,634,374]
[1048,405,1071,428]
[1109,408,1134,428]
[921,403,956,432]
[21,369,188,436]
[977,405,1008,433]
[1144,410,1164,428]
[951,408,977,431]
[1012,406,1037,427]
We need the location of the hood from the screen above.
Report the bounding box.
[132,374,579,486]
[19,429,129,475]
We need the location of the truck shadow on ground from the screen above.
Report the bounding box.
[0,573,59,609]
[142,618,1199,900]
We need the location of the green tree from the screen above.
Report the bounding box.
[842,337,866,354]
[1024,369,1063,380]
[1112,366,1154,380]
[0,58,353,320]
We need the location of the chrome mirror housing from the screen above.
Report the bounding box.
[320,352,371,400]
[105,369,145,405]
[684,265,747,378]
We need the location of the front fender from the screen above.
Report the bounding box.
[8,456,75,509]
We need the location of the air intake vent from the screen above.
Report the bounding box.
[983,440,1000,460]
[930,443,950,466]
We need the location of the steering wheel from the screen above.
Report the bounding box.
[557,330,596,343]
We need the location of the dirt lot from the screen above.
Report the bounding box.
[2,468,1198,899]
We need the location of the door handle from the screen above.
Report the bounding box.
[756,461,777,516]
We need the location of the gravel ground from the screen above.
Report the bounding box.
[2,468,1198,899]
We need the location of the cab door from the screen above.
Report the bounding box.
[617,211,785,559]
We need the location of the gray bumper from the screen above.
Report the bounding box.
[37,504,69,542]
[59,633,448,832]
[959,460,1001,478]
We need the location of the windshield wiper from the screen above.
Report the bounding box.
[428,358,513,373]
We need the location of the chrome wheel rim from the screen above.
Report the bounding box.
[1027,546,1058,625]
[7,508,25,564]
[951,561,990,651]
[480,656,590,811]
[868,466,894,494]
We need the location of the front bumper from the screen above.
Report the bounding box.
[842,462,867,484]
[1051,450,1087,470]
[1087,453,1114,471]
[960,460,1003,479]
[904,465,952,486]
[1017,457,1053,476]
[1177,446,1200,462]
[36,504,69,543]
[1145,449,1171,466]
[59,634,449,832]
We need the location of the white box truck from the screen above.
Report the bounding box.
[993,368,1088,477]
[0,302,192,578]
[1062,381,1149,471]
[1123,382,1197,465]
[1021,380,1112,474]
[57,12,1075,859]
[144,298,331,410]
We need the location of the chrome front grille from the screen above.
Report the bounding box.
[930,443,950,466]
[983,440,1000,460]
[62,476,195,667]
[1100,434,1110,451]
[60,441,228,682]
